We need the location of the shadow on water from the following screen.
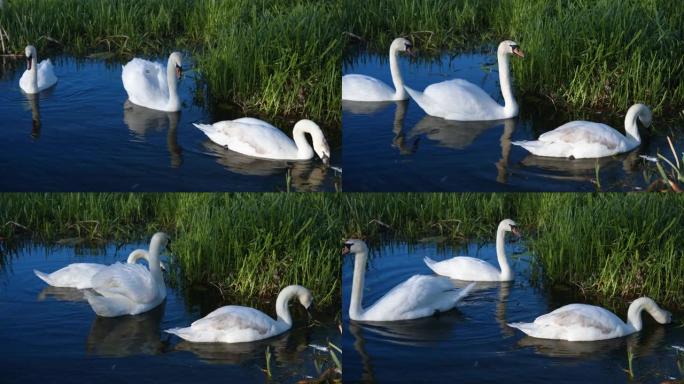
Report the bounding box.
[342,50,684,192]
[342,241,684,383]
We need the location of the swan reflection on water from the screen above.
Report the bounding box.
[123,101,183,168]
[202,141,329,192]
[342,100,394,115]
[37,285,86,302]
[24,93,41,139]
[86,302,166,357]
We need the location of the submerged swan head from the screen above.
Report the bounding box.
[499,219,520,236]
[390,37,414,56]
[297,286,314,310]
[629,103,652,127]
[168,52,183,79]
[294,119,330,165]
[498,40,524,58]
[342,239,368,256]
[627,297,671,332]
[25,45,37,70]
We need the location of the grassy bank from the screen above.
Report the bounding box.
[0,0,341,124]
[343,0,684,116]
[339,193,684,308]
[0,193,341,310]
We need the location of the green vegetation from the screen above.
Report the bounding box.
[0,0,341,124]
[0,193,341,310]
[339,193,684,308]
[343,0,684,116]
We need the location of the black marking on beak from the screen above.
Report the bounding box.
[342,242,353,255]
[510,225,521,237]
[175,64,183,78]
[510,45,525,58]
[27,55,33,71]
[405,43,415,57]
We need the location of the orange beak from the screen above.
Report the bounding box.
[513,47,525,58]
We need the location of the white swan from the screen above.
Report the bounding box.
[511,104,652,159]
[194,118,330,164]
[508,297,671,341]
[85,232,169,317]
[165,285,313,343]
[343,239,475,322]
[342,38,413,101]
[405,40,524,121]
[122,52,182,112]
[34,247,164,289]
[19,45,58,94]
[424,219,519,281]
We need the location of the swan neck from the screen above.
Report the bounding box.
[275,286,297,327]
[624,108,642,144]
[30,55,38,89]
[497,51,517,117]
[495,226,512,280]
[126,249,148,264]
[292,124,315,160]
[389,46,406,100]
[626,298,663,332]
[349,250,367,320]
[166,57,179,109]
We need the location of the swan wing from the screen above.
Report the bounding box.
[91,262,157,304]
[538,121,624,148]
[34,263,105,289]
[195,118,298,159]
[414,79,505,121]
[425,256,501,281]
[342,74,396,101]
[36,59,58,90]
[168,306,279,342]
[363,275,470,321]
[512,304,627,341]
[122,58,169,109]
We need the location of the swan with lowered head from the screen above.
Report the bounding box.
[85,232,169,317]
[34,247,165,290]
[511,104,652,159]
[165,285,313,343]
[19,45,58,94]
[344,239,475,322]
[342,37,413,102]
[508,297,671,341]
[194,118,330,165]
[405,40,524,121]
[424,219,519,281]
[122,52,183,112]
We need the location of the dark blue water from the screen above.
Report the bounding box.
[0,56,340,191]
[342,241,684,383]
[0,242,339,383]
[342,50,683,192]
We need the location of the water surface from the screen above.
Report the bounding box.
[342,241,684,383]
[0,242,339,383]
[0,56,340,191]
[342,50,682,191]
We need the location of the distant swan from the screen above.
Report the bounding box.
[165,285,313,343]
[424,219,519,281]
[344,239,474,322]
[194,118,330,164]
[512,104,652,158]
[34,247,163,290]
[85,232,169,317]
[405,40,524,121]
[19,45,58,94]
[342,37,413,102]
[508,297,671,341]
[122,52,183,112]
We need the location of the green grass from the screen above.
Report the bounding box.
[343,0,684,116]
[338,193,684,308]
[0,0,341,125]
[0,193,341,310]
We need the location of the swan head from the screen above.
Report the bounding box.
[24,45,37,70]
[297,287,314,310]
[391,37,414,56]
[295,119,330,165]
[498,40,524,58]
[169,52,183,79]
[150,232,171,251]
[342,239,368,256]
[498,219,520,236]
[629,103,652,127]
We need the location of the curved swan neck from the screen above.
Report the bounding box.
[350,248,368,320]
[166,55,180,109]
[126,249,149,264]
[624,106,643,144]
[147,233,167,281]
[495,224,513,280]
[626,297,669,332]
[389,45,407,100]
[497,49,517,117]
[292,121,316,159]
[27,47,38,90]
[275,285,304,327]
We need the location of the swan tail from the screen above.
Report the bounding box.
[85,291,128,318]
[34,269,55,286]
[165,327,196,341]
[193,123,215,136]
[423,256,439,273]
[511,140,543,155]
[507,321,535,335]
[453,282,476,304]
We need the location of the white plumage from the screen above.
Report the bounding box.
[122,52,182,112]
[19,45,57,94]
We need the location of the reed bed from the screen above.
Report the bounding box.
[0,0,341,124]
[0,193,341,309]
[344,0,684,115]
